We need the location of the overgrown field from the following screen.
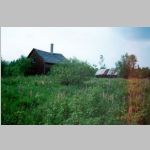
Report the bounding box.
[2,76,150,125]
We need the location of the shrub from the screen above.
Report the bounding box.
[1,56,32,77]
[49,58,96,85]
[1,58,9,77]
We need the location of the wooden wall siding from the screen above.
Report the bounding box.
[28,50,55,74]
[28,50,45,74]
[44,63,54,74]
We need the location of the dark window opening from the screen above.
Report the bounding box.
[32,58,36,63]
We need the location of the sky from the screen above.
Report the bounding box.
[1,27,150,68]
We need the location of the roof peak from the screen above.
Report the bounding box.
[30,48,66,64]
[33,48,62,55]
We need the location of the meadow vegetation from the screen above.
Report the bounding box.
[1,56,150,125]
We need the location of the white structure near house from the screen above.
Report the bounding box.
[107,68,118,77]
[95,69,109,77]
[95,68,118,78]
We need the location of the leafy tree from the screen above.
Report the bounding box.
[1,58,9,77]
[50,58,96,85]
[116,53,137,78]
[99,55,106,69]
[139,67,150,78]
[1,56,32,77]
[15,55,32,76]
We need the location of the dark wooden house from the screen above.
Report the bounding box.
[27,44,66,74]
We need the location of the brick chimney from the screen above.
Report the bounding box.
[50,43,54,53]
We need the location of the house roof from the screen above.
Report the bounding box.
[28,48,66,64]
[95,69,109,76]
[95,68,118,76]
[107,68,118,76]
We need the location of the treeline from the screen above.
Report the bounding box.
[1,53,150,79]
[1,56,96,83]
[1,56,32,77]
[127,67,150,78]
[116,53,150,79]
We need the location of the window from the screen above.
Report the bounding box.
[32,58,36,63]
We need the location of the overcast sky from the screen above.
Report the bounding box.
[1,27,150,68]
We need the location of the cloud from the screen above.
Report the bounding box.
[115,27,150,41]
[1,27,150,67]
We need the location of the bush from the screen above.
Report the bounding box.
[49,58,96,85]
[1,58,9,77]
[1,56,32,77]
[2,75,150,125]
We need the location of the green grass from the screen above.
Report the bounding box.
[1,76,150,125]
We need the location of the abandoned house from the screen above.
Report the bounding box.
[27,44,66,74]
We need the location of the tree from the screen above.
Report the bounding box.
[50,58,95,85]
[116,53,137,78]
[15,55,32,76]
[128,54,137,69]
[99,54,106,69]
[1,56,32,77]
[140,67,150,78]
[1,58,9,77]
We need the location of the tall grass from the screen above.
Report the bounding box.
[125,79,150,124]
[2,76,145,125]
[1,60,150,125]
